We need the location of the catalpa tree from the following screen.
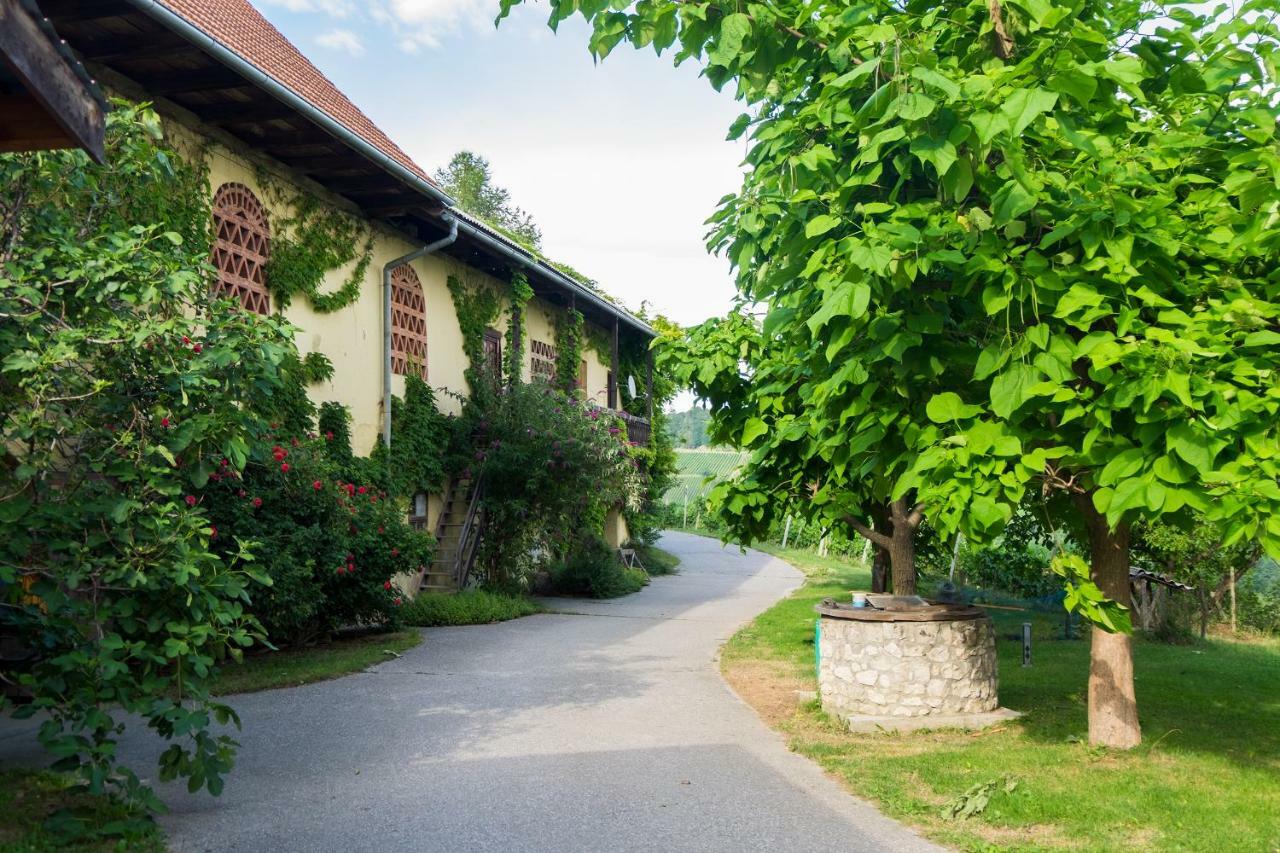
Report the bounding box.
[500,0,1280,749]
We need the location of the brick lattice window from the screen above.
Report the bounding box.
[390,263,427,379]
[211,183,271,314]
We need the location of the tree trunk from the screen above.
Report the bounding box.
[1078,495,1141,749]
[888,530,916,595]
[871,547,889,594]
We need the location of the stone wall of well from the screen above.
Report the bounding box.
[817,616,998,719]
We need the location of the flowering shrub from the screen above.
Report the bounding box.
[0,106,289,810]
[198,425,433,646]
[458,382,642,588]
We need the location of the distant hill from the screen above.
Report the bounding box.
[666,406,714,448]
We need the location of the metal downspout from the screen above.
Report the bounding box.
[121,0,455,210]
[383,215,458,448]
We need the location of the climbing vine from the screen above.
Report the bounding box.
[369,375,451,498]
[504,272,532,388]
[253,166,375,313]
[446,271,503,397]
[554,308,584,393]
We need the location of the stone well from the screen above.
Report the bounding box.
[816,598,1012,730]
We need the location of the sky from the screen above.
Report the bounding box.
[256,0,748,328]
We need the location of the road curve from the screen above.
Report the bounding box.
[0,531,938,853]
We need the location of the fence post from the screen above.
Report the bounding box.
[682,489,689,530]
[1022,622,1033,666]
[781,515,793,549]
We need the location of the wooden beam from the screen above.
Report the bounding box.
[142,67,248,95]
[278,153,366,174]
[39,0,126,24]
[320,174,398,194]
[78,38,191,66]
[0,0,105,162]
[199,98,297,124]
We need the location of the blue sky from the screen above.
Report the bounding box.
[257,0,747,327]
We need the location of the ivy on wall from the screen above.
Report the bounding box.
[446,271,502,397]
[504,272,532,388]
[253,166,375,313]
[554,308,584,393]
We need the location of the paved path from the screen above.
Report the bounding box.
[0,532,937,852]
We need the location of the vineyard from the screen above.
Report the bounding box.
[663,449,748,506]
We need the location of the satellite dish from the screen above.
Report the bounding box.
[626,375,637,399]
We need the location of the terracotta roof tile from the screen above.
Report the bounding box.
[156,0,431,184]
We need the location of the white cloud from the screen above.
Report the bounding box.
[263,0,354,16]
[372,0,496,52]
[316,28,365,56]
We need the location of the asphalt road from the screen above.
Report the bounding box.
[0,531,937,852]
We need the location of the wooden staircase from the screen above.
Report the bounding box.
[420,476,484,593]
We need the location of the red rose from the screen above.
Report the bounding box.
[391,548,400,557]
[335,567,344,575]
[291,437,299,447]
[383,581,392,590]
[221,458,229,467]
[252,497,263,508]
[182,336,191,345]
[184,495,196,507]
[394,597,403,606]
[357,486,367,495]
[192,343,202,354]
[210,525,218,539]
[238,489,247,497]
[325,431,334,440]
[160,417,170,428]
[377,526,384,534]
[281,463,290,472]
[313,480,322,490]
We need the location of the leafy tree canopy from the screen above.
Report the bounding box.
[433,150,543,251]
[501,0,1280,748]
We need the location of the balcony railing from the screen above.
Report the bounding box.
[618,411,651,446]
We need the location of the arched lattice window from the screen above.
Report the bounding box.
[211,183,271,314]
[390,263,427,379]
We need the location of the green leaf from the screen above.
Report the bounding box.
[709,13,752,64]
[805,214,842,238]
[807,280,872,333]
[910,66,960,100]
[926,392,981,423]
[1167,422,1215,474]
[1000,87,1059,137]
[989,363,1039,418]
[741,417,768,446]
[991,182,1036,225]
[892,92,938,121]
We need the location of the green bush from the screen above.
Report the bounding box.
[0,105,289,811]
[458,383,641,588]
[633,544,680,575]
[550,537,649,598]
[400,590,543,627]
[198,418,434,646]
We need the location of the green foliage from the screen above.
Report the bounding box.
[458,383,642,588]
[504,271,532,387]
[197,429,433,645]
[270,351,334,438]
[549,536,649,598]
[554,308,584,393]
[257,171,375,313]
[446,272,503,399]
[0,768,166,851]
[208,630,421,696]
[433,151,543,251]
[400,589,543,626]
[369,375,451,499]
[0,105,292,810]
[317,401,355,471]
[1051,553,1132,634]
[511,0,1280,636]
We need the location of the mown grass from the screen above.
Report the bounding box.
[722,547,1280,852]
[400,589,544,627]
[209,629,421,696]
[0,769,165,853]
[633,543,680,575]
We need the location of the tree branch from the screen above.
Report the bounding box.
[845,515,891,548]
[987,0,1016,59]
[905,502,925,530]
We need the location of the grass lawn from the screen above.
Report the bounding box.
[634,543,680,575]
[208,629,421,696]
[722,546,1280,852]
[0,769,165,852]
[400,589,544,627]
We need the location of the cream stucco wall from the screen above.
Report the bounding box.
[200,141,515,453]
[165,110,638,559]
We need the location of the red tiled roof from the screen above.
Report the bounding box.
[156,0,432,184]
